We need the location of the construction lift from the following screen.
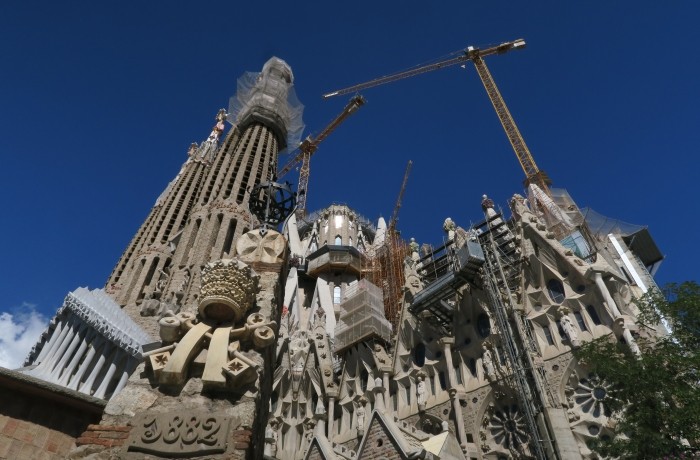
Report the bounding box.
[277,94,365,217]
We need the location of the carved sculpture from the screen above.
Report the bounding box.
[409,237,420,261]
[558,307,580,347]
[443,217,456,240]
[199,259,260,321]
[416,374,427,410]
[236,229,287,264]
[143,258,276,392]
[356,399,366,435]
[264,420,279,458]
[482,343,496,382]
[509,193,530,221]
[127,411,234,457]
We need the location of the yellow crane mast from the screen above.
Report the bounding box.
[277,95,366,216]
[323,39,551,194]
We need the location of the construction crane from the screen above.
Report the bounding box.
[379,160,413,329]
[277,94,366,216]
[388,160,412,233]
[323,39,551,195]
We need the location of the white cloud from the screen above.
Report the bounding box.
[0,304,49,370]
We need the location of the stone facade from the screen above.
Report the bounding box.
[9,56,666,460]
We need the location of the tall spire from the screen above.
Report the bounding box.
[106,58,304,334]
[105,108,228,323]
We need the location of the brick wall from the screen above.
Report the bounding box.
[0,414,77,460]
[0,369,103,460]
[358,419,404,460]
[306,442,325,460]
[76,424,132,449]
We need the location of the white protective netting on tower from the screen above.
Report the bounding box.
[227,57,305,151]
[334,279,392,353]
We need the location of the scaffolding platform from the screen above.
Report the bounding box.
[409,240,485,332]
[334,280,392,353]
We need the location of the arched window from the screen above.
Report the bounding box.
[334,235,342,245]
[586,305,602,325]
[476,313,491,338]
[348,236,353,247]
[414,343,426,367]
[333,286,341,304]
[360,370,369,392]
[270,391,279,412]
[574,311,588,331]
[543,325,555,345]
[468,358,477,376]
[547,279,566,303]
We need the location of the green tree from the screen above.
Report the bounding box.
[576,282,700,459]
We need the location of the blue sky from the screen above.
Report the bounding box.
[1,2,698,358]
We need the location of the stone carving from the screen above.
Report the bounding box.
[356,398,366,435]
[574,374,611,418]
[148,351,171,379]
[264,420,279,458]
[487,404,530,456]
[409,237,420,261]
[174,268,191,300]
[140,295,163,317]
[481,195,495,211]
[482,343,496,382]
[443,217,456,240]
[149,310,275,388]
[144,259,275,391]
[199,258,260,321]
[416,373,427,410]
[236,229,287,264]
[51,288,151,358]
[127,411,233,456]
[509,193,530,221]
[558,307,581,347]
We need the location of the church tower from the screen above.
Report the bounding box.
[106,57,303,335]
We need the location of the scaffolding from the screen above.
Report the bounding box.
[334,279,392,353]
[478,207,556,460]
[362,229,409,332]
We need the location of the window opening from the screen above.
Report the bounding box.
[477,314,491,338]
[414,343,426,367]
[586,305,602,325]
[543,325,555,345]
[333,286,341,304]
[574,311,588,331]
[547,279,566,303]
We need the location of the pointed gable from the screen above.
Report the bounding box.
[356,410,431,460]
[304,435,336,460]
[422,430,467,460]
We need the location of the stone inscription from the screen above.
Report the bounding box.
[128,411,233,457]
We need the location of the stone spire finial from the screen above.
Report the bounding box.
[372,377,386,412]
[187,142,199,157]
[314,400,327,436]
[481,194,495,211]
[443,218,456,241]
[481,194,497,218]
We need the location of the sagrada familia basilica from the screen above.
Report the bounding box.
[0,56,664,459]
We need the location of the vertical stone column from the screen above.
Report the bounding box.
[440,337,467,448]
[593,272,640,355]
